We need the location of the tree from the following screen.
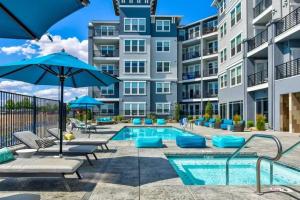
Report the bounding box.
[175,103,181,122]
[5,99,15,110]
[205,101,213,118]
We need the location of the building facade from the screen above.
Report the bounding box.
[88,0,219,118]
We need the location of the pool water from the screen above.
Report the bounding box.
[168,156,300,186]
[112,127,194,141]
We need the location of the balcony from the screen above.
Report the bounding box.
[276,58,300,80]
[93,50,119,58]
[253,0,272,18]
[248,70,268,87]
[276,7,300,37]
[182,93,201,100]
[203,92,218,99]
[100,69,119,77]
[247,29,268,52]
[94,29,119,37]
[182,51,201,61]
[203,48,218,57]
[182,71,201,80]
[203,27,217,35]
[203,69,218,78]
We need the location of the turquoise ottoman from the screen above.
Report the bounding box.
[176,136,206,148]
[135,137,163,148]
[157,119,166,125]
[212,135,245,148]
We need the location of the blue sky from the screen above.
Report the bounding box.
[0,0,216,101]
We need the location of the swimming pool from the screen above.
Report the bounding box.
[168,155,300,186]
[112,127,195,141]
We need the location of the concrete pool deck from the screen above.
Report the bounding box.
[0,123,300,200]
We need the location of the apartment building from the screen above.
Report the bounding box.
[213,0,300,132]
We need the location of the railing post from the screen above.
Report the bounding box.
[32,96,37,134]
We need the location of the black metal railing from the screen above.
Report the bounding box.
[182,71,201,80]
[247,29,268,52]
[203,48,218,56]
[182,93,202,100]
[94,29,119,37]
[276,7,300,36]
[93,50,119,57]
[275,58,300,80]
[203,26,218,35]
[99,69,119,77]
[203,69,218,77]
[182,51,201,61]
[253,0,272,18]
[0,91,60,148]
[248,70,268,87]
[203,92,218,98]
[187,32,201,40]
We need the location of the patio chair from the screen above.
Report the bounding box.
[96,117,116,125]
[13,131,98,166]
[157,119,166,125]
[47,128,110,150]
[144,118,153,125]
[180,118,188,129]
[69,118,98,132]
[132,118,142,125]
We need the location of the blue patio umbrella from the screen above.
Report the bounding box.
[0,50,119,156]
[0,0,89,40]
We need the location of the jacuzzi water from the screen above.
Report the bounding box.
[168,155,300,186]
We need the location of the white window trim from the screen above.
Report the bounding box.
[230,65,242,88]
[156,103,171,115]
[156,20,171,32]
[230,2,242,28]
[156,40,170,52]
[101,85,115,96]
[99,25,116,36]
[124,102,146,116]
[124,39,146,53]
[156,82,171,94]
[156,61,171,73]
[124,18,146,32]
[219,73,228,90]
[124,81,146,96]
[124,60,147,74]
[230,33,242,58]
[100,104,115,114]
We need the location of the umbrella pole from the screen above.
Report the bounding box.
[85,104,88,136]
[59,76,65,158]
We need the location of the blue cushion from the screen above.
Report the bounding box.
[157,119,166,125]
[221,119,234,130]
[132,118,142,125]
[204,122,210,127]
[212,136,245,148]
[97,117,112,122]
[144,119,153,125]
[135,137,163,148]
[209,119,216,123]
[0,148,15,164]
[176,136,206,148]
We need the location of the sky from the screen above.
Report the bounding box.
[0,0,216,102]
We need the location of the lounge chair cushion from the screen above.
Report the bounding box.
[132,118,142,125]
[97,117,112,122]
[0,158,83,174]
[212,135,245,148]
[157,119,166,125]
[14,131,40,149]
[35,138,56,149]
[37,145,97,154]
[0,148,15,164]
[135,137,163,148]
[144,119,153,125]
[176,136,206,148]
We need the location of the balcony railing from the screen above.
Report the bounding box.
[93,50,119,57]
[203,69,218,77]
[187,32,201,40]
[247,29,268,52]
[203,27,218,35]
[182,51,201,61]
[94,30,119,37]
[182,71,201,80]
[203,48,218,56]
[203,92,218,98]
[182,93,201,100]
[100,70,119,77]
[276,58,300,80]
[253,0,272,18]
[248,70,268,87]
[276,7,300,36]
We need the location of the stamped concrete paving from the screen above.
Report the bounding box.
[1,123,300,200]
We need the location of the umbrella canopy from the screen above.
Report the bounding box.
[0,0,89,39]
[0,51,119,156]
[70,96,103,107]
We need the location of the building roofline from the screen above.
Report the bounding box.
[113,0,157,16]
[90,20,120,24]
[180,14,218,28]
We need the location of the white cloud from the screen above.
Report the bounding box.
[0,45,36,58]
[0,80,33,92]
[34,87,87,102]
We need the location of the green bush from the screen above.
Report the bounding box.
[205,102,213,118]
[215,115,222,123]
[187,115,193,120]
[174,103,181,122]
[233,114,241,124]
[247,120,255,128]
[256,115,266,131]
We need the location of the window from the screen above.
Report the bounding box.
[208,61,218,75]
[156,20,170,32]
[156,61,170,73]
[101,84,114,95]
[124,103,146,116]
[100,104,114,115]
[98,26,116,36]
[208,81,218,96]
[188,26,200,39]
[124,39,146,53]
[218,0,226,14]
[156,103,171,115]
[124,18,146,32]
[98,64,115,75]
[230,65,242,87]
[124,60,146,74]
[219,73,228,89]
[231,34,242,57]
[220,103,227,119]
[99,45,115,57]
[231,3,241,27]
[207,41,218,54]
[156,82,171,94]
[220,48,227,63]
[156,41,170,52]
[256,98,268,122]
[124,81,146,95]
[229,101,243,119]
[220,22,227,38]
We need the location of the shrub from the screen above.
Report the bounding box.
[174,103,181,122]
[215,115,222,123]
[256,115,266,131]
[247,120,255,128]
[187,115,193,120]
[233,114,241,124]
[205,102,213,118]
[204,113,210,121]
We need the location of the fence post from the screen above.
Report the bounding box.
[32,96,37,134]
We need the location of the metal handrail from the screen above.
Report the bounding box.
[282,140,300,156]
[225,134,283,194]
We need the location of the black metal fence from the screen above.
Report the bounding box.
[0,91,60,148]
[247,29,268,52]
[248,70,268,87]
[276,58,300,80]
[276,7,300,36]
[253,0,272,18]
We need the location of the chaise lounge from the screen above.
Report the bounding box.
[204,118,216,128]
[220,119,234,130]
[96,117,116,125]
[13,131,98,166]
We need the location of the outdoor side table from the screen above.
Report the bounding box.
[16,149,37,158]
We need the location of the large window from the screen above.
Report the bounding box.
[124,103,146,116]
[99,45,115,57]
[220,103,227,119]
[220,48,227,63]
[98,64,116,75]
[99,26,116,36]
[231,3,241,27]
[230,65,242,87]
[219,73,228,89]
[156,61,170,73]
[229,101,243,119]
[101,84,114,95]
[188,26,200,39]
[208,61,218,75]
[208,81,218,96]
[124,81,146,95]
[156,103,171,115]
[231,34,242,57]
[156,41,170,52]
[124,39,146,53]
[124,60,146,74]
[156,20,170,32]
[256,98,268,122]
[124,18,146,32]
[156,82,171,94]
[100,104,114,115]
[220,22,227,38]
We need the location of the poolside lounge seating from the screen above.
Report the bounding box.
[180,118,188,129]
[157,119,166,125]
[47,128,110,150]
[212,135,245,148]
[204,118,216,128]
[96,117,116,125]
[0,155,83,191]
[220,119,234,130]
[144,118,153,125]
[69,118,98,132]
[176,136,206,148]
[195,117,205,126]
[13,131,98,166]
[132,118,142,125]
[135,137,163,148]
